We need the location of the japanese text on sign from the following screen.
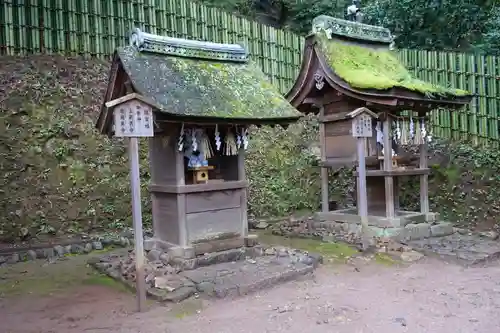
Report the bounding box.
[351,114,373,138]
[113,101,154,137]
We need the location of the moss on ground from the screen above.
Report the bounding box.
[0,253,127,297]
[257,231,358,263]
[0,55,497,242]
[316,34,469,97]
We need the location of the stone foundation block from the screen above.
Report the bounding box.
[245,234,259,247]
[402,223,431,241]
[430,222,455,237]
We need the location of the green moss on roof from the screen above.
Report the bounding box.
[116,46,301,120]
[316,34,470,97]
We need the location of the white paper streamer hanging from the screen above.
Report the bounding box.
[214,124,221,151]
[236,126,242,149]
[242,128,249,149]
[375,121,383,145]
[177,123,185,151]
[409,116,415,143]
[395,120,401,144]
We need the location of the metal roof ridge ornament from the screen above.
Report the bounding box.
[311,15,393,44]
[128,28,249,62]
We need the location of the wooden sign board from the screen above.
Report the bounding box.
[351,113,373,138]
[113,100,154,138]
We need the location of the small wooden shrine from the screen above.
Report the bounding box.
[286,15,472,227]
[96,29,301,258]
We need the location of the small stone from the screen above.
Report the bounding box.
[155,275,182,291]
[160,286,196,302]
[196,281,216,295]
[120,237,130,247]
[101,238,113,246]
[53,245,66,256]
[35,249,46,259]
[479,231,499,240]
[147,249,162,262]
[246,258,257,264]
[145,273,156,286]
[454,227,468,235]
[400,250,424,262]
[70,244,83,254]
[92,241,103,250]
[44,247,56,258]
[245,234,259,247]
[277,248,289,257]
[159,253,170,265]
[255,221,269,229]
[299,255,313,265]
[27,250,37,260]
[144,238,156,251]
[264,248,276,256]
[64,245,72,254]
[8,253,20,264]
[308,253,324,266]
[394,317,407,326]
[0,256,6,265]
[84,243,93,253]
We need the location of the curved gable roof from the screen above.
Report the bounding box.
[287,16,472,110]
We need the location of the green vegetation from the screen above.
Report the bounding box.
[257,230,358,263]
[0,54,498,242]
[0,253,127,297]
[317,34,469,97]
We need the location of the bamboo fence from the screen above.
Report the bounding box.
[1,0,499,144]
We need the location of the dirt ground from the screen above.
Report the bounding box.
[1,251,500,333]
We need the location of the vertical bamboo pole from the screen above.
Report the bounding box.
[487,56,498,144]
[3,0,14,55]
[476,54,487,144]
[156,0,166,36]
[467,54,478,144]
[188,1,199,41]
[67,0,77,54]
[54,0,64,53]
[458,52,467,140]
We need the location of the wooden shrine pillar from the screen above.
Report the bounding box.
[319,105,329,212]
[238,147,249,237]
[419,142,429,214]
[382,117,395,218]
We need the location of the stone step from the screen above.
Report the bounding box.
[91,248,319,303]
[178,256,315,299]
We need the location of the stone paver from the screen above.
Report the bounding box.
[409,233,500,266]
[180,256,314,299]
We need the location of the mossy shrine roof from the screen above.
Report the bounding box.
[98,28,301,131]
[287,15,472,110]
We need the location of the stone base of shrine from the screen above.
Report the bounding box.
[311,218,455,243]
[144,234,260,261]
[315,208,439,228]
[89,238,321,303]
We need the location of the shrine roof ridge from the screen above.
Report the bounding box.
[311,15,393,44]
[129,28,249,62]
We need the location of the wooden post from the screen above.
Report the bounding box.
[108,96,154,313]
[238,147,248,237]
[357,137,370,250]
[175,134,187,247]
[382,118,395,218]
[319,106,329,212]
[419,143,429,214]
[128,137,147,312]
